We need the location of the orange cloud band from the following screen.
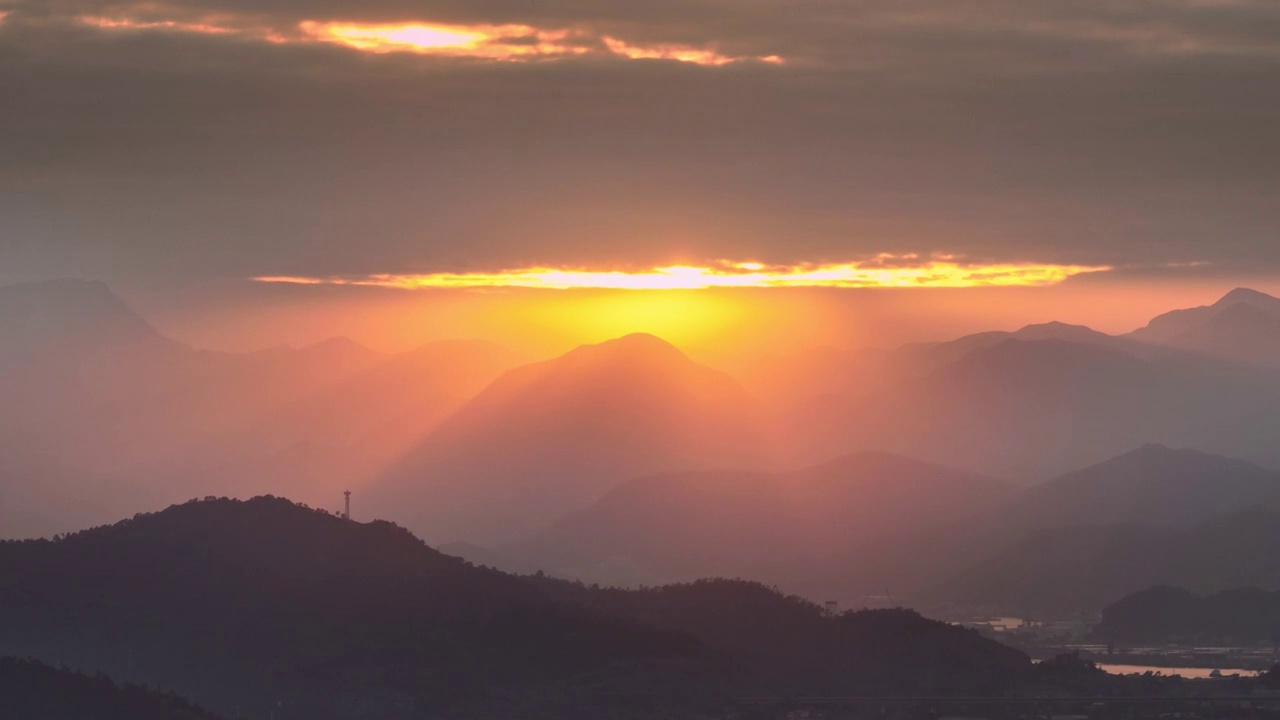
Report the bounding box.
[252,258,1111,290]
[77,14,781,66]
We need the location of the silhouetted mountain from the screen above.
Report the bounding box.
[1131,288,1280,368]
[0,497,709,718]
[932,506,1280,615]
[0,278,180,367]
[506,452,1010,597]
[915,446,1280,615]
[1007,445,1280,529]
[368,333,774,543]
[0,497,1031,717]
[0,314,386,537]
[1166,302,1280,367]
[1132,288,1280,343]
[893,321,1152,377]
[0,657,222,720]
[1097,586,1280,645]
[531,577,1028,696]
[795,328,1280,478]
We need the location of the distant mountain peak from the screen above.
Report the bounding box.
[1013,321,1113,342]
[0,277,178,359]
[585,332,684,355]
[1218,287,1279,305]
[555,332,693,371]
[1022,320,1088,331]
[1087,442,1217,468]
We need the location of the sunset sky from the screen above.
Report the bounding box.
[3,1,1279,352]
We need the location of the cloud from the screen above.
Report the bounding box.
[0,0,1278,286]
[51,3,789,65]
[252,256,1112,290]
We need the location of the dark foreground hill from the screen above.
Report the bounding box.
[0,497,1029,719]
[0,657,222,720]
[530,577,1026,696]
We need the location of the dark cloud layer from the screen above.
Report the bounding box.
[1,0,1278,285]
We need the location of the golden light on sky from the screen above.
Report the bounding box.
[296,21,590,59]
[75,13,781,65]
[253,257,1111,291]
[80,15,239,35]
[600,37,774,66]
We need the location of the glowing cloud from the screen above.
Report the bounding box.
[80,15,239,35]
[75,13,782,65]
[297,21,590,59]
[602,37,737,66]
[253,257,1111,291]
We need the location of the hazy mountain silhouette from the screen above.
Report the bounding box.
[1097,585,1280,645]
[0,279,388,537]
[899,321,1148,370]
[932,505,1280,615]
[0,657,222,720]
[1005,444,1280,529]
[0,278,180,366]
[800,337,1157,477]
[367,333,773,544]
[502,452,1010,596]
[1132,288,1280,343]
[795,323,1280,478]
[868,446,1280,614]
[0,497,1030,717]
[1131,288,1280,368]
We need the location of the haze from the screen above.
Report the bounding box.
[5,2,1280,718]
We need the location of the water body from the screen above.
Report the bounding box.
[1099,664,1260,679]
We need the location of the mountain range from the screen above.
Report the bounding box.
[496,452,1010,596]
[927,446,1280,614]
[0,657,222,720]
[8,279,1280,619]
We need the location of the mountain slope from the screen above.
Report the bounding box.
[0,278,180,367]
[0,657,222,720]
[1131,288,1280,368]
[367,333,773,543]
[1131,288,1280,344]
[1097,585,1280,644]
[931,506,1280,615]
[1007,444,1280,530]
[507,452,1010,596]
[915,446,1280,615]
[793,327,1280,479]
[0,497,1030,717]
[0,497,709,718]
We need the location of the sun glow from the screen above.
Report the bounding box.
[253,258,1111,291]
[297,21,591,59]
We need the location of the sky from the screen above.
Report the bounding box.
[2,0,1279,352]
